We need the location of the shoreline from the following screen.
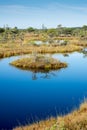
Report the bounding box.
[0,44,83,58]
[13,101,87,130]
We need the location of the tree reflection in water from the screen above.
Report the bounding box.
[41,73,51,79]
[82,48,87,58]
[32,72,38,80]
[32,71,57,80]
[83,54,87,58]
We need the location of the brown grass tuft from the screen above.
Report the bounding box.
[10,55,67,72]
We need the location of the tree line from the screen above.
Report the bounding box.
[0,24,87,43]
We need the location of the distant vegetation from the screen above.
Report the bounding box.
[0,24,87,45]
[1,24,87,59]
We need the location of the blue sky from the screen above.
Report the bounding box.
[0,0,87,28]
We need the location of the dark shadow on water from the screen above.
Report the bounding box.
[63,53,69,57]
[83,54,87,58]
[81,48,87,58]
[32,71,58,80]
[32,72,38,80]
[40,72,57,79]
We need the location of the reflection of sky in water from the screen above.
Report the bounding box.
[0,52,87,129]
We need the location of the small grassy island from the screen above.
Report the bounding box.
[10,55,67,72]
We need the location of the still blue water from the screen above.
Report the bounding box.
[0,52,87,130]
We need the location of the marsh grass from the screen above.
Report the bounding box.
[13,101,87,130]
[0,43,82,58]
[10,55,67,72]
[74,41,87,47]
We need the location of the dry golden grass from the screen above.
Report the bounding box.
[54,37,79,41]
[57,101,87,130]
[13,117,57,130]
[69,39,87,47]
[10,55,67,72]
[74,41,87,47]
[0,43,82,58]
[14,102,87,130]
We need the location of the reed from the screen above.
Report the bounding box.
[0,43,82,58]
[13,101,87,130]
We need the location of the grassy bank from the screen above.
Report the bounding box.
[10,55,67,72]
[0,43,82,58]
[14,101,87,130]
